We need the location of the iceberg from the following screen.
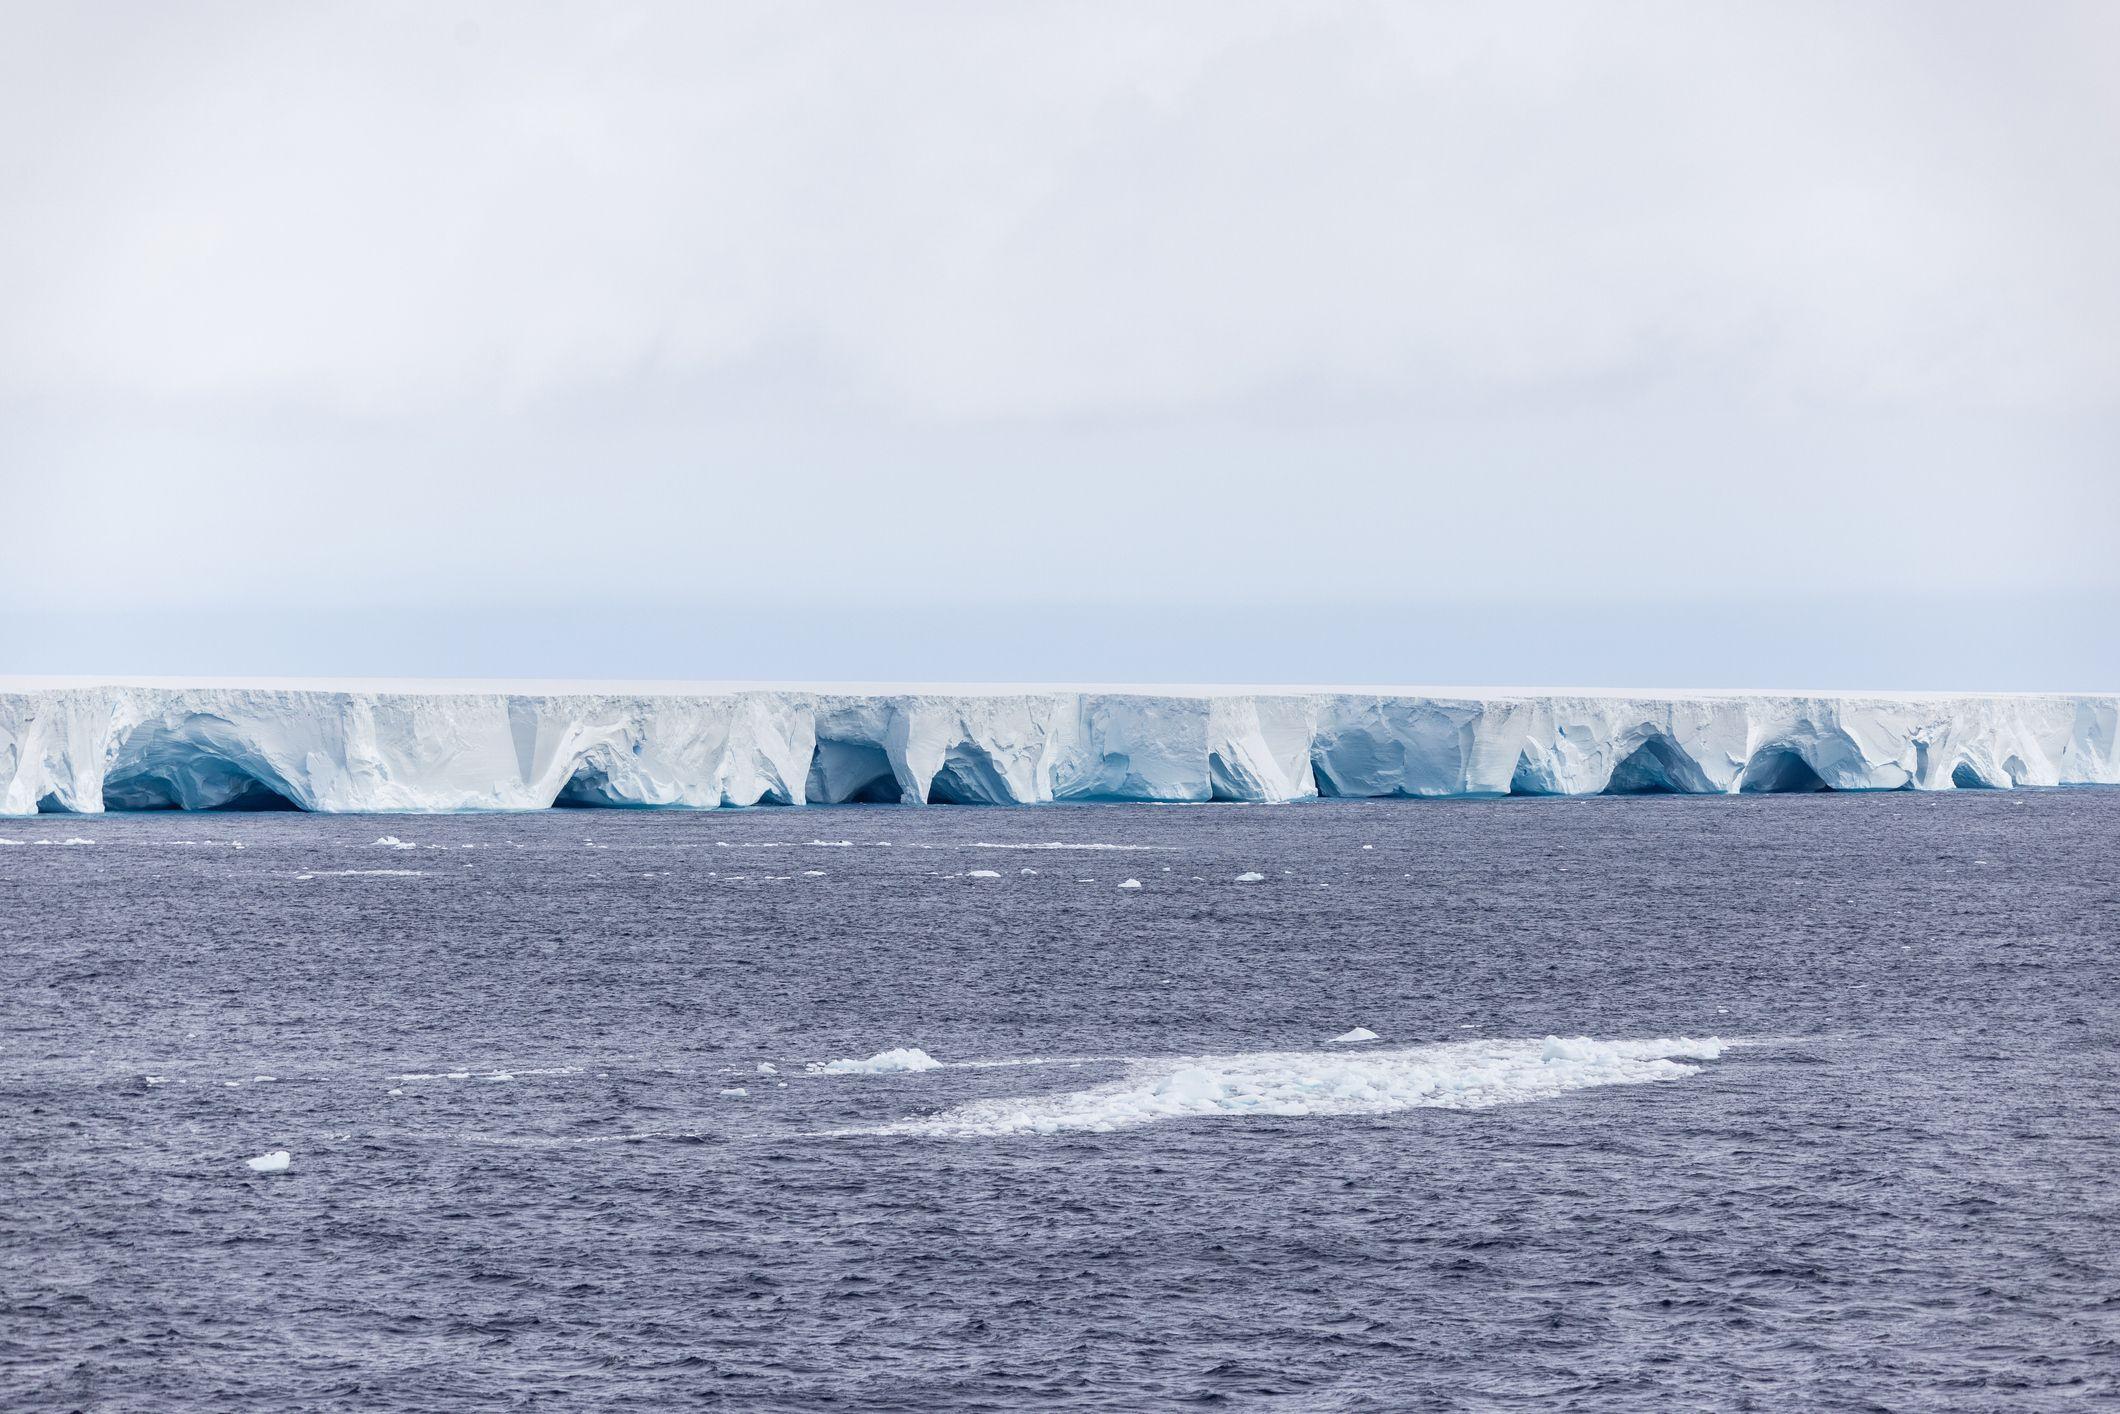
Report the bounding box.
[245,1150,291,1173]
[3,680,2115,815]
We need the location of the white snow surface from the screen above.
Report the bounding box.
[811,1047,944,1075]
[3,680,2114,814]
[850,1036,1726,1137]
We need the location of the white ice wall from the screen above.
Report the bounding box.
[2,684,2114,814]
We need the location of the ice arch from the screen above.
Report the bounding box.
[552,759,633,808]
[101,751,302,811]
[807,738,902,804]
[925,742,1015,805]
[1951,761,2001,790]
[1738,748,1831,794]
[1603,736,1712,795]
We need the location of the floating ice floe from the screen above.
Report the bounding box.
[1118,878,1143,890]
[719,1087,748,1098]
[757,1062,778,1075]
[966,869,1001,879]
[842,1036,1727,1138]
[1328,1027,1380,1044]
[374,836,415,849]
[811,1047,943,1075]
[62,837,94,846]
[245,1150,291,1173]
[1235,871,1266,883]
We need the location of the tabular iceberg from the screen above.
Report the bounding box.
[2,681,2114,815]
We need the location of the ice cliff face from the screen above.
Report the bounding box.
[2,684,2114,814]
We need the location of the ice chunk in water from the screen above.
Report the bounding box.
[812,1047,943,1075]
[245,1150,291,1173]
[1328,1027,1380,1044]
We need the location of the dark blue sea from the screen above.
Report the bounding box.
[4,793,2116,1410]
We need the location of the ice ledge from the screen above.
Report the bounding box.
[3,682,2115,814]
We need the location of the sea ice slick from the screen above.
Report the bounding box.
[6,682,2113,814]
[850,1036,1726,1137]
[245,1150,291,1173]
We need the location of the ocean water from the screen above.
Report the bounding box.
[4,793,2116,1410]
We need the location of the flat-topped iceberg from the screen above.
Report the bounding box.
[2,681,2114,814]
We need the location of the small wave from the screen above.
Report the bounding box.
[965,841,1172,852]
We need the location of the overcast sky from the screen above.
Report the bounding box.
[2,1,2114,687]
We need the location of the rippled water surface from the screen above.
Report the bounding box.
[5,793,2117,1409]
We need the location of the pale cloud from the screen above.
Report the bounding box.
[5,1,2114,416]
[0,2,2113,683]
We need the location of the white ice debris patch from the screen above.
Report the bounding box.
[1328,1026,1379,1044]
[849,1036,1726,1138]
[245,1150,292,1173]
[810,1047,943,1075]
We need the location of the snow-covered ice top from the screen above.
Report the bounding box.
[3,679,2114,814]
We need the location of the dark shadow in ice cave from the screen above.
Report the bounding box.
[100,771,302,811]
[924,743,1015,805]
[806,739,903,805]
[1601,738,1700,795]
[552,762,630,808]
[1737,749,1832,794]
